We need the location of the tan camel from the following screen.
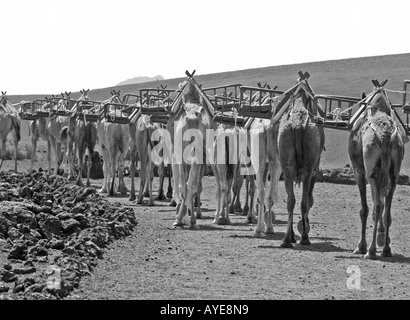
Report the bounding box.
[129,112,157,205]
[62,89,98,187]
[278,80,325,247]
[348,86,405,259]
[97,92,130,196]
[0,92,21,172]
[171,77,214,229]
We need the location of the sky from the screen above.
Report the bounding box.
[1,0,409,94]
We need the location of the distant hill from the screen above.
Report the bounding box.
[116,75,164,86]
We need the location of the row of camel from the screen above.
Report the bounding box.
[0,72,408,260]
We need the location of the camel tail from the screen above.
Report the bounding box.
[225,136,234,181]
[61,126,69,142]
[86,123,95,155]
[294,125,304,184]
[380,133,391,196]
[11,116,21,142]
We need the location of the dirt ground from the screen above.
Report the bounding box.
[2,159,410,300]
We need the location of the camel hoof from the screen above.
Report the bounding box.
[217,217,231,225]
[148,201,155,207]
[364,252,377,260]
[156,194,166,201]
[143,191,150,197]
[196,212,203,219]
[129,195,136,201]
[253,230,264,238]
[381,249,392,258]
[297,220,310,235]
[173,221,185,227]
[228,205,235,214]
[245,217,257,224]
[299,238,311,246]
[120,188,128,195]
[266,227,274,234]
[169,200,177,207]
[189,224,199,230]
[67,175,76,182]
[281,241,294,248]
[166,190,173,199]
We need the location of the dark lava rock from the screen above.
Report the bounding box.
[37,213,63,239]
[50,239,65,250]
[13,266,36,275]
[7,243,28,260]
[0,285,10,293]
[0,170,138,300]
[19,186,32,198]
[62,219,80,233]
[1,270,17,283]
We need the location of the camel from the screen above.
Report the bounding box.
[171,76,214,229]
[211,124,245,225]
[97,92,130,196]
[62,89,98,187]
[348,84,405,259]
[0,92,21,172]
[129,112,158,205]
[278,79,325,247]
[249,117,282,236]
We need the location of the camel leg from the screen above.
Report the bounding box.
[174,163,188,226]
[75,142,85,187]
[118,154,127,195]
[265,160,281,234]
[156,162,166,200]
[212,164,222,224]
[169,159,179,207]
[380,183,395,257]
[229,169,243,213]
[30,134,37,174]
[254,162,266,238]
[108,145,119,196]
[99,145,110,194]
[195,165,205,219]
[281,177,296,248]
[233,171,244,213]
[137,161,145,204]
[217,165,231,225]
[67,138,76,182]
[0,137,6,171]
[364,176,382,260]
[299,173,313,245]
[14,133,18,173]
[246,175,257,224]
[86,151,93,188]
[147,162,155,206]
[47,139,52,174]
[352,168,369,255]
[186,163,201,230]
[242,176,250,216]
[166,164,173,199]
[128,145,137,200]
